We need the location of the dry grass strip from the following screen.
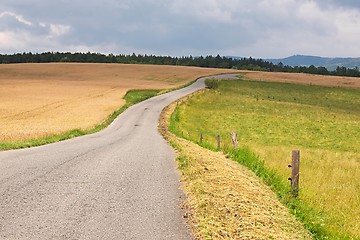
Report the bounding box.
[160,102,311,240]
[240,71,360,88]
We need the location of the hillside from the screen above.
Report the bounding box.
[267,55,360,70]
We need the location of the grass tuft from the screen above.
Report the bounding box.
[205,78,220,90]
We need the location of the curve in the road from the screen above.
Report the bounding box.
[0,74,238,240]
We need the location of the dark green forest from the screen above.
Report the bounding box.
[1,52,360,77]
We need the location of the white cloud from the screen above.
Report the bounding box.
[333,8,360,44]
[0,31,27,49]
[0,30,34,52]
[169,0,241,23]
[0,10,71,53]
[48,24,71,38]
[0,11,32,26]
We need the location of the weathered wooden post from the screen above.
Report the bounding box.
[217,134,221,149]
[231,132,238,148]
[288,150,300,197]
[200,133,203,143]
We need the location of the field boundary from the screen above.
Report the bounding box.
[159,98,312,239]
[171,128,333,239]
[0,89,160,150]
[167,88,348,239]
[167,76,360,239]
[0,73,235,151]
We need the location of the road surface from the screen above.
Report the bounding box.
[0,74,238,239]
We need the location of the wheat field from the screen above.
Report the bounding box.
[0,63,234,142]
[241,71,360,88]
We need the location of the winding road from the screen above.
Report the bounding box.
[0,74,237,239]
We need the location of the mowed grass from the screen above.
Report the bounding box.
[0,63,235,145]
[161,104,311,240]
[171,79,360,239]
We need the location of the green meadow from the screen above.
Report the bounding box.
[170,79,360,239]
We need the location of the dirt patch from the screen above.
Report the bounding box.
[159,102,312,240]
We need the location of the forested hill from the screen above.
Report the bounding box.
[1,52,360,77]
[267,55,360,71]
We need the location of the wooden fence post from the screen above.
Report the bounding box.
[217,134,221,149]
[288,150,300,197]
[200,133,203,143]
[231,132,238,148]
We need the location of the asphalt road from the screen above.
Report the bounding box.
[0,74,238,240]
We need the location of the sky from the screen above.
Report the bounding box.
[1,0,360,58]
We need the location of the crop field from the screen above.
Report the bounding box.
[241,70,360,88]
[0,63,233,143]
[171,77,360,239]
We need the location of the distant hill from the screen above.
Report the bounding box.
[266,55,360,70]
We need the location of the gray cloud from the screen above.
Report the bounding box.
[0,0,360,57]
[320,0,360,9]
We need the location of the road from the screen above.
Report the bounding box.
[0,74,238,240]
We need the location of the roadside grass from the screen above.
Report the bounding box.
[0,89,159,150]
[169,79,360,239]
[161,103,312,240]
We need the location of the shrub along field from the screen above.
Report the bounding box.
[170,78,360,239]
[0,63,234,148]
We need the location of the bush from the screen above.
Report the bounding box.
[205,79,220,89]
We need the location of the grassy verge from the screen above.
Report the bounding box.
[161,103,311,239]
[169,79,360,239]
[225,147,331,239]
[0,89,160,150]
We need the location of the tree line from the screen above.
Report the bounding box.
[1,52,359,77]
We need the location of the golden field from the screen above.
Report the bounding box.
[0,63,234,142]
[241,70,360,88]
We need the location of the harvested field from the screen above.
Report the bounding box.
[0,63,234,142]
[241,71,360,88]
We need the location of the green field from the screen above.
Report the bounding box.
[170,79,360,239]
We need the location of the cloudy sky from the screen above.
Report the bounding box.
[1,0,360,58]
